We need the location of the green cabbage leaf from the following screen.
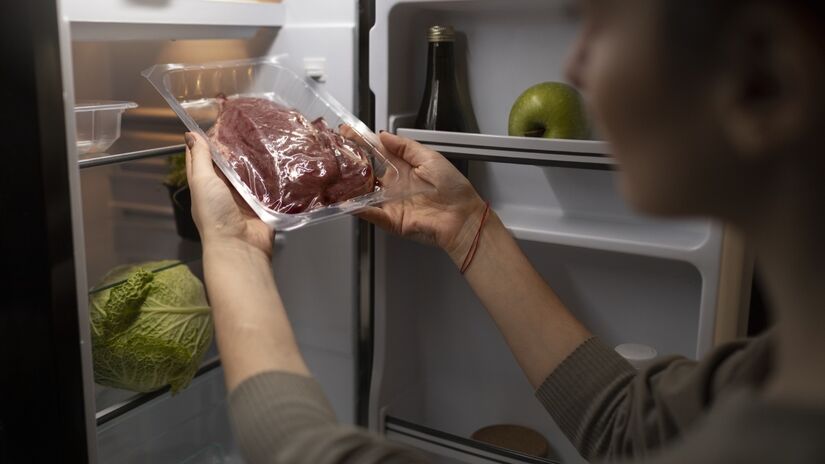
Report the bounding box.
[90,261,213,394]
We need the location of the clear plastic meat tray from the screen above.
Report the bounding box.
[75,101,138,155]
[142,57,404,231]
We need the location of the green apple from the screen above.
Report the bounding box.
[508,82,590,139]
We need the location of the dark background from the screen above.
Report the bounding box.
[0,1,89,462]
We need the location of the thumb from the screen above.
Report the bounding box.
[379,132,435,168]
[356,206,394,231]
[185,132,215,179]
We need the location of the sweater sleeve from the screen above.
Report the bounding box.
[229,371,428,464]
[535,333,773,462]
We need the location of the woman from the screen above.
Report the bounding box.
[183,0,825,462]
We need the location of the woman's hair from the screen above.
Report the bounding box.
[664,0,825,33]
[661,1,824,75]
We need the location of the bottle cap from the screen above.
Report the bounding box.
[428,25,456,42]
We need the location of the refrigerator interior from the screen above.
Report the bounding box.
[80,153,359,463]
[66,1,362,462]
[370,1,729,463]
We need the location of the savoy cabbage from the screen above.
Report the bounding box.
[90,261,213,394]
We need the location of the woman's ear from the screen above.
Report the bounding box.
[713,3,822,161]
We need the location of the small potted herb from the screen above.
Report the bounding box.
[164,152,200,242]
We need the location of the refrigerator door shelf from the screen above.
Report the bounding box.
[373,238,705,463]
[494,204,713,265]
[396,128,716,266]
[371,0,583,136]
[386,417,561,464]
[397,128,614,170]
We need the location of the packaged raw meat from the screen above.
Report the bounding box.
[143,57,404,231]
[208,96,375,214]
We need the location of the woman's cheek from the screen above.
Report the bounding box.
[587,44,634,153]
[584,38,677,212]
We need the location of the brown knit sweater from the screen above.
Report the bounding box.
[229,331,825,463]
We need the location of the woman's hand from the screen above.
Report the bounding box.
[360,132,486,266]
[184,132,274,258]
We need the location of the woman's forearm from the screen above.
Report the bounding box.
[448,212,591,387]
[203,239,309,392]
[202,209,587,392]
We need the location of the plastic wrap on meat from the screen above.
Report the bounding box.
[207,97,375,214]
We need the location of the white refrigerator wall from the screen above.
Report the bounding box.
[269,0,361,426]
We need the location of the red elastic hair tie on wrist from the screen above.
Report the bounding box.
[460,201,491,275]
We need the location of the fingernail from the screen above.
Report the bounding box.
[184,132,195,149]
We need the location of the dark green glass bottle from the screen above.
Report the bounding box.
[415,25,478,175]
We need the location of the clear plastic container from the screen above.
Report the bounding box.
[74,101,138,155]
[142,57,406,231]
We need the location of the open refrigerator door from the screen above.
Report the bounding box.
[368,1,752,463]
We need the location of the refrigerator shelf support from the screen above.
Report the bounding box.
[78,144,186,170]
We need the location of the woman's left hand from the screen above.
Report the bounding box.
[185,132,274,257]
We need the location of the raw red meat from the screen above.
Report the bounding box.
[208,97,375,214]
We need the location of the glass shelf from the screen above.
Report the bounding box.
[79,144,186,170]
[96,355,221,426]
[96,366,235,463]
[80,153,214,425]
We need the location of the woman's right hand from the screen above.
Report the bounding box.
[185,132,274,259]
[359,132,487,266]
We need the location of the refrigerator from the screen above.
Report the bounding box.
[0,0,754,463]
